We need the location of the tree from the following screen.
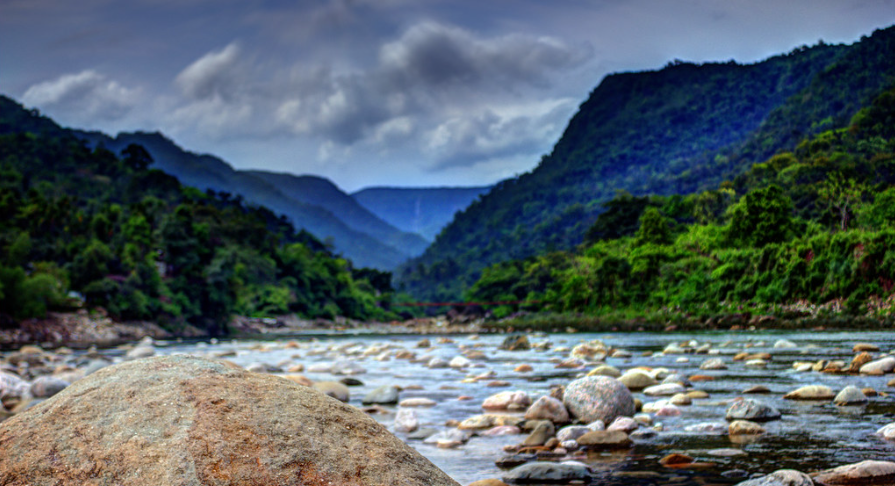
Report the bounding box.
[121,144,153,171]
[634,207,672,246]
[726,185,794,247]
[817,173,864,231]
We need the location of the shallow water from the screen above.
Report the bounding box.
[152,330,895,485]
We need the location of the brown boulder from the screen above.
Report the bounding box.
[813,460,895,485]
[0,355,459,486]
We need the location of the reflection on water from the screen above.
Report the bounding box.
[155,330,895,485]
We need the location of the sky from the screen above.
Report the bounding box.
[2,1,894,192]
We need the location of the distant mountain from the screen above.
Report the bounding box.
[397,25,895,301]
[246,171,429,257]
[352,186,492,241]
[75,131,413,270]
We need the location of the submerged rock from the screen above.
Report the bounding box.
[0,355,459,486]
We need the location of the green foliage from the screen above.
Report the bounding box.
[726,185,794,247]
[0,96,396,332]
[634,207,673,246]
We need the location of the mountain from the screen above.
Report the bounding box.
[75,131,414,270]
[397,25,895,301]
[245,171,429,257]
[351,186,492,241]
[0,96,398,332]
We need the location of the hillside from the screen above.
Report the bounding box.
[397,25,895,301]
[246,171,429,257]
[352,186,492,241]
[0,97,397,333]
[75,131,413,270]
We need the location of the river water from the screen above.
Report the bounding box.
[148,330,895,485]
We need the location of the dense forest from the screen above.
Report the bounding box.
[398,26,895,303]
[466,86,895,324]
[0,98,397,334]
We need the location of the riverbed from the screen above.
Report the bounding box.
[61,330,895,484]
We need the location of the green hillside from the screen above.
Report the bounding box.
[398,25,895,302]
[75,131,414,270]
[0,97,397,333]
[352,186,492,241]
[246,171,429,257]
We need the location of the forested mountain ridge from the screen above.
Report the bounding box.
[398,25,895,302]
[74,130,418,270]
[245,171,429,257]
[352,186,492,241]
[0,97,397,333]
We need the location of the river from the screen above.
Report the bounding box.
[145,329,895,485]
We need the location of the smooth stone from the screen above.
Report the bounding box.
[556,425,592,442]
[576,430,632,449]
[618,370,658,390]
[630,428,657,439]
[708,448,747,457]
[783,385,835,400]
[587,365,621,378]
[282,375,314,387]
[468,480,510,486]
[522,421,555,446]
[854,343,880,352]
[514,365,533,373]
[331,360,367,375]
[523,396,569,423]
[339,377,364,387]
[495,454,536,469]
[607,416,638,433]
[502,462,592,483]
[313,381,350,402]
[0,355,459,486]
[483,391,532,411]
[687,390,710,399]
[835,385,869,406]
[643,383,685,396]
[700,358,727,370]
[428,358,449,369]
[735,469,813,486]
[670,393,691,406]
[459,414,524,430]
[499,335,531,351]
[423,429,472,447]
[406,427,439,440]
[860,357,895,374]
[729,420,766,436]
[726,399,781,421]
[124,345,156,360]
[660,453,693,465]
[744,385,771,394]
[813,460,895,485]
[745,359,768,368]
[362,385,400,405]
[562,376,634,425]
[773,339,798,349]
[684,422,728,434]
[482,425,522,436]
[394,408,419,433]
[449,356,471,369]
[29,376,69,398]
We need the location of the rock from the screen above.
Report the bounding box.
[700,358,727,370]
[860,357,895,375]
[744,385,771,394]
[514,364,533,373]
[331,360,367,375]
[687,390,710,399]
[483,391,531,411]
[423,429,472,448]
[502,462,592,483]
[562,376,634,425]
[449,356,471,369]
[124,344,155,360]
[282,375,314,387]
[407,428,439,440]
[729,420,766,436]
[813,460,895,485]
[395,408,419,433]
[684,422,728,434]
[735,469,813,486]
[745,359,768,369]
[834,386,869,406]
[399,398,436,407]
[523,396,569,424]
[500,335,531,351]
[587,365,622,378]
[521,421,554,446]
[643,383,686,396]
[459,414,524,430]
[670,393,691,406]
[339,377,364,387]
[773,339,798,349]
[0,355,459,486]
[363,385,400,405]
[660,453,693,465]
[576,430,632,449]
[313,381,351,402]
[726,399,781,421]
[850,352,874,372]
[618,370,658,390]
[428,358,449,369]
[708,448,747,457]
[875,423,895,440]
[853,343,880,352]
[28,376,69,398]
[0,372,30,401]
[783,385,835,400]
[570,342,607,361]
[482,425,522,436]
[495,454,536,469]
[556,425,593,442]
[607,416,638,433]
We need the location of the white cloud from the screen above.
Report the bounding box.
[22,70,139,123]
[175,42,244,101]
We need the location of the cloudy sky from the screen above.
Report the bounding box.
[3,1,894,192]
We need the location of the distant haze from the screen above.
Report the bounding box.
[2,0,893,191]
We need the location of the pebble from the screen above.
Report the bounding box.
[783,385,835,400]
[399,397,436,407]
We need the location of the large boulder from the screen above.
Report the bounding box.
[562,376,634,425]
[813,460,895,485]
[0,355,459,486]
